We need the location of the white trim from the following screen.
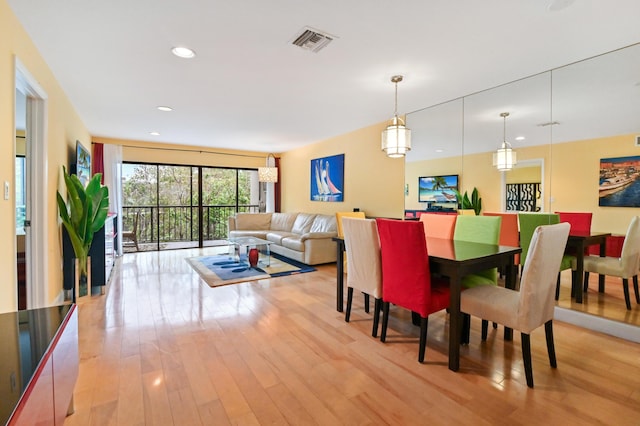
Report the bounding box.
[15,57,49,309]
[554,307,640,343]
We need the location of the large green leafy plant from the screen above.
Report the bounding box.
[57,166,109,289]
[454,187,482,216]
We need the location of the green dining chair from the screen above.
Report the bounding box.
[453,215,502,288]
[518,213,575,300]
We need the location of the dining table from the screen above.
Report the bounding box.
[333,235,521,372]
[565,231,611,303]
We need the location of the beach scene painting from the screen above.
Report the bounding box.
[599,155,640,207]
[418,175,458,205]
[311,154,344,202]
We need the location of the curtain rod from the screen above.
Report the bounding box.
[91,142,275,159]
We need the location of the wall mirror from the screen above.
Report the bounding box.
[405,42,640,332]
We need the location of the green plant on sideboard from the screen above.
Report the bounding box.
[454,187,482,216]
[56,166,109,297]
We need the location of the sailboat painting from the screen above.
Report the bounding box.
[311,154,344,202]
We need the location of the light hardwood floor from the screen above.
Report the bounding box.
[65,248,640,425]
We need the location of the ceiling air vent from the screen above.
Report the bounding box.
[291,27,334,53]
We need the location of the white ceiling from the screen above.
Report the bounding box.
[8,0,640,153]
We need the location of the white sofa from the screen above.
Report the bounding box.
[228,212,337,265]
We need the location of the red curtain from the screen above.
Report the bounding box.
[92,142,104,184]
[275,156,281,212]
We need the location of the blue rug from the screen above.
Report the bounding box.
[186,251,315,287]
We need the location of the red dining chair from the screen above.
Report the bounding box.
[375,218,451,363]
[556,212,593,235]
[419,213,457,239]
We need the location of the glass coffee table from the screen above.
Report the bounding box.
[226,236,272,267]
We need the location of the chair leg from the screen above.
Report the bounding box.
[493,322,498,329]
[461,313,470,344]
[372,298,382,338]
[584,272,590,292]
[345,287,354,322]
[363,293,370,313]
[521,333,534,388]
[545,320,557,368]
[481,320,488,341]
[380,301,390,342]
[622,278,632,310]
[418,316,428,363]
[555,272,561,301]
[633,276,640,304]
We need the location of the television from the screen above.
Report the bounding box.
[75,141,91,187]
[418,174,458,205]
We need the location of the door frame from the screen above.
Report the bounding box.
[15,57,49,308]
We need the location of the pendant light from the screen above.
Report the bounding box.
[493,112,517,171]
[381,75,411,158]
[258,153,278,183]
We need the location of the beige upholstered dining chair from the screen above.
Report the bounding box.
[342,217,383,337]
[460,222,570,388]
[583,215,640,310]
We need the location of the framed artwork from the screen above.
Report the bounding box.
[598,155,640,207]
[311,154,344,202]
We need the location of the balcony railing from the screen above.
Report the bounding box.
[121,204,259,248]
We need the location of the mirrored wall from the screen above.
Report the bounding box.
[406,42,640,328]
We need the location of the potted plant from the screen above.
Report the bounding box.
[454,187,482,216]
[57,166,109,299]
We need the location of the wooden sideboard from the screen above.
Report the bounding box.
[2,304,78,425]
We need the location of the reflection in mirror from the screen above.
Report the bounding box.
[461,72,552,215]
[551,42,640,327]
[503,159,544,212]
[405,99,463,217]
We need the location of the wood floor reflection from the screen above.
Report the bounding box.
[65,248,640,425]
[556,270,640,326]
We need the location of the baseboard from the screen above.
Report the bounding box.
[554,306,640,343]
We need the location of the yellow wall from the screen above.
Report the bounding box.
[280,121,404,218]
[506,166,541,184]
[1,0,91,312]
[550,134,639,235]
[405,156,463,211]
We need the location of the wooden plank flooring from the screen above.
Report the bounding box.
[65,248,640,425]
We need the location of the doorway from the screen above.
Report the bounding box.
[15,57,48,309]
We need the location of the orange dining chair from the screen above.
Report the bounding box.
[419,213,457,239]
[461,222,570,388]
[375,218,451,363]
[342,217,383,336]
[483,212,520,265]
[583,216,640,310]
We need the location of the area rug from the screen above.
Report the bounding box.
[186,251,315,287]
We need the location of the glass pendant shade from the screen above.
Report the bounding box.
[493,141,517,171]
[381,116,412,158]
[494,112,517,171]
[258,154,278,182]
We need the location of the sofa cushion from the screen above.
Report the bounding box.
[292,213,317,234]
[271,212,298,232]
[310,214,337,233]
[281,236,305,252]
[266,231,296,245]
[235,213,272,230]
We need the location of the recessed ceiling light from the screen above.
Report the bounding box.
[435,149,444,153]
[171,46,196,59]
[157,106,173,112]
[149,131,160,136]
[515,136,526,141]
